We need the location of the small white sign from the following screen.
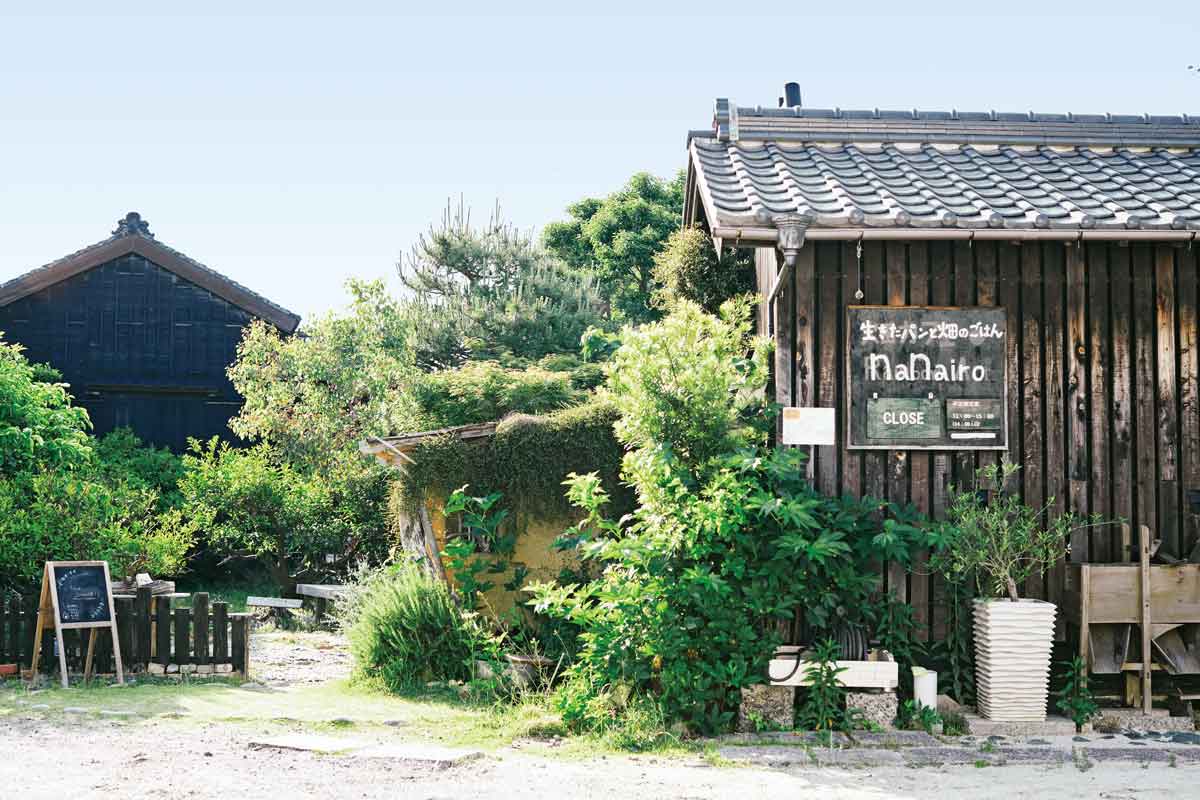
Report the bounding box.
[781,407,836,446]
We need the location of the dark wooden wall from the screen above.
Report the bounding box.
[759,239,1200,639]
[0,252,254,451]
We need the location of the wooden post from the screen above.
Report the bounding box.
[193,592,209,666]
[212,602,228,665]
[1078,564,1091,670]
[155,597,171,667]
[173,604,190,666]
[135,586,152,668]
[1140,524,1153,714]
[230,614,249,677]
[83,629,97,682]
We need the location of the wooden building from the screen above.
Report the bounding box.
[683,85,1200,639]
[0,213,300,450]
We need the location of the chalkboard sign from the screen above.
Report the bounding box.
[29,560,124,687]
[52,563,112,624]
[847,306,1008,450]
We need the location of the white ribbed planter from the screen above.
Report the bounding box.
[973,598,1056,722]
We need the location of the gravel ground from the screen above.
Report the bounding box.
[249,628,353,686]
[4,630,1199,799]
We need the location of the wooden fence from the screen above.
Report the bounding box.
[0,589,250,677]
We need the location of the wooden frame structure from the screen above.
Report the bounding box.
[29,561,124,688]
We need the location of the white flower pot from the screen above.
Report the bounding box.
[973,598,1056,722]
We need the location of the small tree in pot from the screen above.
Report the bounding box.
[929,460,1102,722]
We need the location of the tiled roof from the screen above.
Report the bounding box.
[687,99,1200,241]
[0,213,301,332]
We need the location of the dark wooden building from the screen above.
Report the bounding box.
[684,87,1200,640]
[0,213,300,451]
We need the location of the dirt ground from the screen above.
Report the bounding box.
[3,630,1198,799]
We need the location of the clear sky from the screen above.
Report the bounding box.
[1,2,1197,322]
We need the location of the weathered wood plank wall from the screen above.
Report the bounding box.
[758,239,1200,641]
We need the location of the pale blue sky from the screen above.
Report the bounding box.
[1,2,1197,321]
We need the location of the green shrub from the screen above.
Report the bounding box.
[798,640,848,738]
[652,227,755,315]
[393,400,629,521]
[346,563,493,690]
[411,361,583,429]
[530,301,927,734]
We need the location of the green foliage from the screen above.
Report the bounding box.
[652,227,755,315]
[530,301,927,735]
[228,279,421,466]
[874,598,925,701]
[941,710,969,736]
[172,440,390,594]
[797,640,848,738]
[542,171,686,323]
[93,428,184,512]
[551,668,673,750]
[1055,656,1098,732]
[0,335,91,476]
[896,699,943,733]
[400,200,608,368]
[603,297,772,471]
[441,487,514,610]
[411,361,583,429]
[0,467,191,588]
[0,336,188,589]
[393,400,629,521]
[928,460,1103,601]
[345,562,493,689]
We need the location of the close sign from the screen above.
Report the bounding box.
[846,306,1008,450]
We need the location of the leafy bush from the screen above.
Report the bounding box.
[603,297,771,471]
[0,468,191,588]
[345,563,493,690]
[0,336,91,475]
[530,300,926,734]
[93,428,184,511]
[172,440,391,594]
[653,227,755,315]
[411,361,583,429]
[0,337,189,589]
[896,699,943,733]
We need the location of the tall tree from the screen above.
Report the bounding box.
[399,199,607,369]
[542,171,686,323]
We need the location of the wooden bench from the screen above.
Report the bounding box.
[294,584,350,622]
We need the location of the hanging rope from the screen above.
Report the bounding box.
[855,233,865,301]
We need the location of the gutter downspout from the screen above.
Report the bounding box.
[766,211,815,305]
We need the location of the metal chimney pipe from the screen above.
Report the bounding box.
[781,82,802,108]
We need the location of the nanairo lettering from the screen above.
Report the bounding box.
[865,353,987,383]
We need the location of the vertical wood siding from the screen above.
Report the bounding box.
[763,240,1200,637]
[0,253,254,451]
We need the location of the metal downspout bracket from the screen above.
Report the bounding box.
[767,211,815,305]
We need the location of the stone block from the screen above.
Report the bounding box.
[195,664,214,675]
[735,684,794,733]
[166,663,179,674]
[216,664,234,674]
[180,664,197,675]
[147,663,166,675]
[847,690,898,730]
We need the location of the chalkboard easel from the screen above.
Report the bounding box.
[28,561,125,687]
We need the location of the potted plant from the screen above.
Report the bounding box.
[930,460,1101,722]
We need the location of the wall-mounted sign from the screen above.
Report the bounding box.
[781,406,836,445]
[847,306,1008,450]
